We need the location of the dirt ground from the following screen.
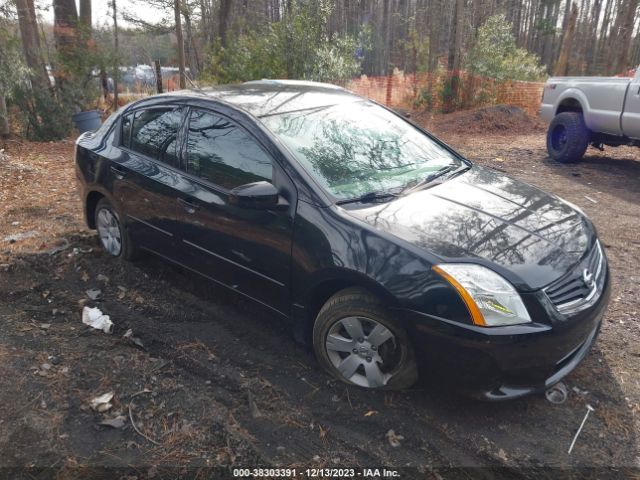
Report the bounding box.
[0,110,639,479]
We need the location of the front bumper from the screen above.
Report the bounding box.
[403,268,610,401]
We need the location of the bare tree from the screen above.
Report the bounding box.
[613,0,639,73]
[53,0,79,49]
[219,0,232,47]
[0,94,8,137]
[112,0,119,109]
[554,2,578,75]
[452,0,465,72]
[79,0,92,31]
[15,0,49,89]
[174,0,186,88]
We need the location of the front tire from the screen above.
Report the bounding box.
[546,112,589,163]
[94,198,137,260]
[313,288,418,390]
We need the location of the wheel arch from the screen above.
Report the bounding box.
[84,187,116,229]
[556,97,583,115]
[553,89,591,128]
[85,190,105,229]
[293,270,400,345]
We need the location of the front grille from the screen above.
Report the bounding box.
[545,241,605,315]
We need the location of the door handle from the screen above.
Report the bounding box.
[110,165,127,179]
[177,197,200,214]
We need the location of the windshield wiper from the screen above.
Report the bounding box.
[400,164,470,196]
[336,190,399,205]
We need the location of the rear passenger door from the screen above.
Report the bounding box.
[113,107,185,256]
[173,108,295,315]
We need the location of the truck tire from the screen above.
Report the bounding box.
[546,112,589,163]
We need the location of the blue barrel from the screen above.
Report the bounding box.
[72,110,102,133]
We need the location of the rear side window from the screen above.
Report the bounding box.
[127,108,183,167]
[186,110,272,189]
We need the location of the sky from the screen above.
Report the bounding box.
[36,0,168,27]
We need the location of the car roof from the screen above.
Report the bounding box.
[160,80,364,118]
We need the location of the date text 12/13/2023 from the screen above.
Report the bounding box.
[232,468,401,477]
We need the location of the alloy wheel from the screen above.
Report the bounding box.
[96,207,122,256]
[325,316,399,388]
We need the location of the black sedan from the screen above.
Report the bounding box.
[75,80,610,400]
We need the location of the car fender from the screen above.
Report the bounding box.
[83,185,124,229]
[301,267,400,308]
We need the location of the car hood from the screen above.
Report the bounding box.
[344,166,593,291]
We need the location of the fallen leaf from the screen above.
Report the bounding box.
[364,410,378,417]
[90,392,115,412]
[97,274,109,283]
[385,429,404,447]
[86,288,101,300]
[99,415,127,429]
[123,329,145,349]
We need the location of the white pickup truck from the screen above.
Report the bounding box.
[540,68,640,162]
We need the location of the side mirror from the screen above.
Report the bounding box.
[229,181,287,209]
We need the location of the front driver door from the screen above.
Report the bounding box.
[173,108,295,315]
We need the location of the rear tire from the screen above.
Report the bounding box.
[94,198,138,261]
[546,112,589,163]
[313,288,418,390]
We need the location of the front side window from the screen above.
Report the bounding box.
[260,100,462,200]
[128,108,182,167]
[186,110,272,189]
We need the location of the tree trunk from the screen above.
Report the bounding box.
[53,0,79,49]
[542,0,560,69]
[554,2,578,76]
[112,0,119,110]
[15,0,49,89]
[219,0,232,47]
[586,0,603,74]
[596,0,614,72]
[174,0,186,88]
[79,0,91,31]
[154,60,163,94]
[99,66,108,100]
[0,94,9,137]
[380,0,391,75]
[607,0,625,73]
[184,11,201,75]
[450,0,465,72]
[613,0,639,74]
[428,0,441,76]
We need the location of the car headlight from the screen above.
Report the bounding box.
[433,264,531,326]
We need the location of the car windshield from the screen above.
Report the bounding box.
[260,100,462,200]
